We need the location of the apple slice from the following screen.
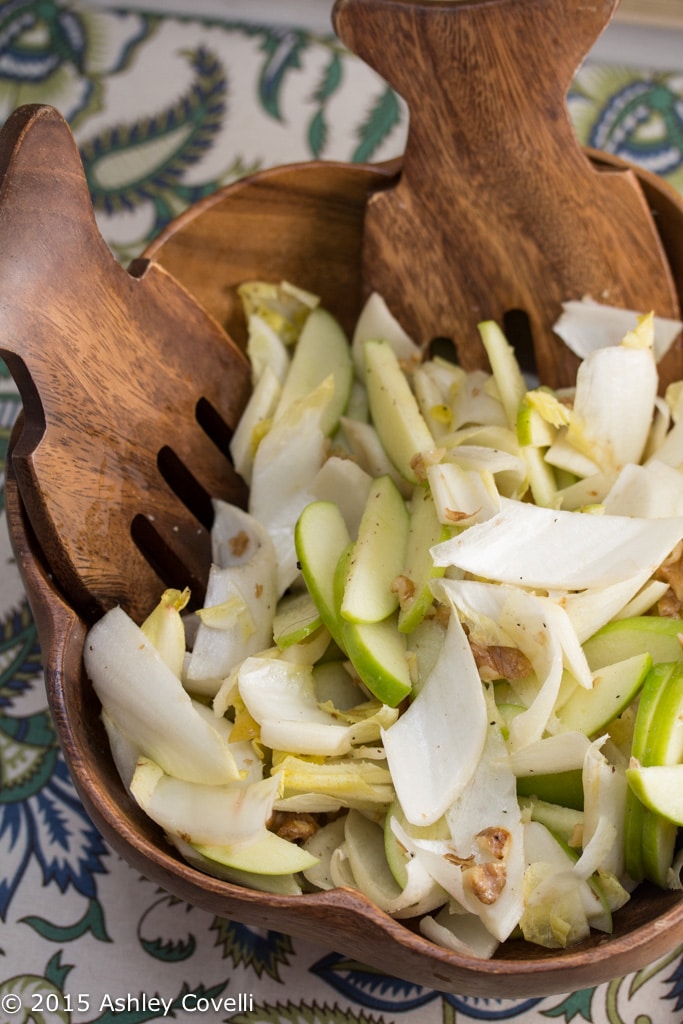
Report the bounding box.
[364,338,436,484]
[626,765,683,826]
[397,486,449,634]
[623,661,680,884]
[635,662,683,885]
[516,770,584,811]
[193,829,319,875]
[341,474,409,624]
[294,500,351,651]
[516,395,558,448]
[582,616,683,671]
[275,307,353,435]
[384,797,449,889]
[555,652,651,738]
[272,590,323,649]
[335,545,412,707]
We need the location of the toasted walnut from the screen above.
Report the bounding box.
[229,530,250,558]
[656,542,683,616]
[410,448,446,482]
[476,826,512,861]
[391,574,416,608]
[657,586,682,619]
[269,811,319,844]
[469,639,533,682]
[463,862,507,905]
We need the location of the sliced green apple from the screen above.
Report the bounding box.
[383,798,449,889]
[582,616,683,671]
[193,829,319,875]
[364,338,436,484]
[516,769,584,811]
[623,661,679,884]
[397,485,449,634]
[275,307,353,435]
[519,796,583,848]
[272,590,323,648]
[555,652,651,738]
[626,765,683,826]
[335,545,412,707]
[341,474,410,624]
[516,395,558,448]
[294,500,351,651]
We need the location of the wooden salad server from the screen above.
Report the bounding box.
[333,0,683,387]
[0,104,252,625]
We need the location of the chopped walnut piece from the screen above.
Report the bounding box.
[229,530,250,558]
[656,542,683,617]
[391,574,416,608]
[410,448,446,482]
[463,862,507,905]
[476,826,512,861]
[657,586,682,619]
[469,639,533,681]
[269,811,319,844]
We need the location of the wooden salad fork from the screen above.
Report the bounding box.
[0,104,251,625]
[333,0,683,387]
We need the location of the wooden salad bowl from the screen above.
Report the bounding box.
[5,0,683,998]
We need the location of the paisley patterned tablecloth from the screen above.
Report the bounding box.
[2,2,683,1021]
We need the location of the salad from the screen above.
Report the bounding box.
[84,282,683,958]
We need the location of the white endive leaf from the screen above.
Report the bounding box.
[246,312,291,384]
[553,298,681,363]
[420,906,500,959]
[310,455,374,537]
[560,570,658,643]
[249,376,334,594]
[228,364,281,486]
[84,606,240,785]
[351,290,420,378]
[444,715,525,941]
[430,497,683,590]
[273,753,394,806]
[130,757,280,846]
[507,732,592,776]
[603,460,683,518]
[434,578,591,749]
[566,344,657,473]
[580,738,628,879]
[381,614,487,826]
[237,655,354,756]
[343,809,447,918]
[426,461,500,526]
[186,501,278,695]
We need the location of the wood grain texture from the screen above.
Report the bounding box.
[145,159,399,346]
[5,0,683,991]
[332,0,682,388]
[0,106,251,624]
[7,453,683,997]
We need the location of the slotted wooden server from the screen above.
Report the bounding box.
[4,0,683,999]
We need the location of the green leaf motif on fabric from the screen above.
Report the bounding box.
[210,917,294,981]
[0,602,44,703]
[258,29,308,122]
[140,934,197,962]
[352,86,402,163]
[22,898,111,944]
[543,987,595,1022]
[0,974,70,1024]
